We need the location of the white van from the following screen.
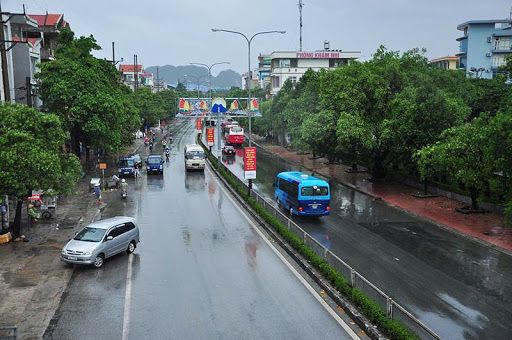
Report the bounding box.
[184,144,205,171]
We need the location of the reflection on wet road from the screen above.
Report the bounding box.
[212,127,512,339]
[45,121,357,340]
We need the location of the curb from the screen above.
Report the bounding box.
[252,141,512,257]
[206,159,387,340]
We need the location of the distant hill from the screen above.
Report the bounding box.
[146,65,242,89]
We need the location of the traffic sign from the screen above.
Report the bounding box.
[211,98,227,113]
[206,127,214,146]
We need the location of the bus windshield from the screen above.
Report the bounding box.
[186,151,204,159]
[301,186,329,196]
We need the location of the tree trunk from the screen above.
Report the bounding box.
[12,198,23,238]
[423,179,428,195]
[371,152,386,180]
[469,187,479,210]
[70,126,81,158]
[351,163,358,171]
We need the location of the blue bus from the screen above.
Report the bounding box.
[274,172,331,217]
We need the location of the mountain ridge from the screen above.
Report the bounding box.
[146,65,242,89]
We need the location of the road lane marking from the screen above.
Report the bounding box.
[122,254,134,340]
[206,166,360,339]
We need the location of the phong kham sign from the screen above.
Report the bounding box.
[296,51,341,59]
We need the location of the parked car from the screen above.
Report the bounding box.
[146,154,164,175]
[222,145,235,155]
[118,157,136,177]
[60,216,140,268]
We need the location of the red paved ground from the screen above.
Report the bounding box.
[256,139,512,253]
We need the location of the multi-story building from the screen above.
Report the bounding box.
[26,13,69,62]
[457,19,512,78]
[119,64,143,91]
[10,14,41,107]
[241,70,259,90]
[257,54,271,89]
[429,56,460,70]
[267,43,360,95]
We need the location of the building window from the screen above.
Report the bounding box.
[272,76,280,88]
[289,76,297,86]
[290,59,298,68]
[491,54,506,68]
[494,37,511,50]
[279,59,291,68]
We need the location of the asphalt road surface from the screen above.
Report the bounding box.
[44,121,359,340]
[212,125,512,340]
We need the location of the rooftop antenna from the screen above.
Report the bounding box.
[298,0,304,51]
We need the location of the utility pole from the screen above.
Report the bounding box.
[156,66,160,92]
[0,1,10,101]
[111,42,115,65]
[298,0,304,51]
[133,54,138,91]
[25,76,31,107]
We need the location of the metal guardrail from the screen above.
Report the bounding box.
[0,326,17,340]
[204,145,441,340]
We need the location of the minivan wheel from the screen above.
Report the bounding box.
[93,254,104,268]
[127,241,136,254]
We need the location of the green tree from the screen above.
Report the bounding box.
[38,28,139,156]
[416,117,493,210]
[0,104,81,237]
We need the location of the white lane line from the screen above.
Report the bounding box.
[206,166,360,339]
[122,254,134,340]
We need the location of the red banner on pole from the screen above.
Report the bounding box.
[244,147,256,179]
[206,127,214,146]
[195,118,203,133]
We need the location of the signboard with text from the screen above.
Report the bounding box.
[296,51,341,59]
[195,118,203,133]
[206,127,214,146]
[244,147,256,179]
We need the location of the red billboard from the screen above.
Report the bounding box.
[195,118,203,133]
[244,147,256,179]
[206,127,214,146]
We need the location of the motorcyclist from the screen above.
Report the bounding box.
[149,140,154,152]
[120,178,128,195]
[165,146,170,160]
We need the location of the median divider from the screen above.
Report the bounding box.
[197,136,438,340]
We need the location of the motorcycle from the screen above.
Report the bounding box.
[165,148,170,161]
[121,190,127,199]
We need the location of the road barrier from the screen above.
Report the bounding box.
[198,136,440,339]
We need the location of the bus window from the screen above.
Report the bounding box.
[301,186,329,196]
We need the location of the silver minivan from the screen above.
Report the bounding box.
[61,216,140,268]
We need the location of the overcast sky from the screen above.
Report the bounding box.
[5,0,511,74]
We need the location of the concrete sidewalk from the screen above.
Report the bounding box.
[0,137,146,339]
[253,138,512,254]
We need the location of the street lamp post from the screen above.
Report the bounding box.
[190,62,230,159]
[184,74,208,98]
[211,29,285,194]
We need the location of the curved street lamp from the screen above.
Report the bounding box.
[190,62,231,155]
[211,29,286,194]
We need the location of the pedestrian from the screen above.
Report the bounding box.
[134,161,140,179]
[94,183,102,205]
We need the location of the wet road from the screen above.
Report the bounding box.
[211,126,512,339]
[44,121,358,340]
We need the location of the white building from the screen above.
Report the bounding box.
[267,45,360,95]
